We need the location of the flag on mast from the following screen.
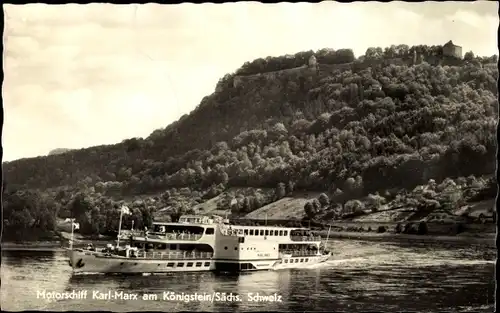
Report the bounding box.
[121,206,132,215]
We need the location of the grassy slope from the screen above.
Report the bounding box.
[242,194,495,223]
[244,191,322,220]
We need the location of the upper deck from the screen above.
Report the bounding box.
[122,215,322,244]
[219,225,322,242]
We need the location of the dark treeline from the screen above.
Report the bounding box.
[2,44,498,240]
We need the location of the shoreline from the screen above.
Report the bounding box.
[323,231,496,244]
[2,231,496,251]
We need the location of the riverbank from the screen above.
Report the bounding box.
[318,230,496,247]
[3,231,496,251]
[1,239,116,251]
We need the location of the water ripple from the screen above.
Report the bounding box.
[1,239,494,312]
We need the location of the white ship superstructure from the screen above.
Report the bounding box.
[67,213,331,274]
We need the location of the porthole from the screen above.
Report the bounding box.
[224,247,228,250]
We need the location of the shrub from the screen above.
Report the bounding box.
[395,223,402,233]
[377,226,387,233]
[456,223,466,234]
[417,221,428,235]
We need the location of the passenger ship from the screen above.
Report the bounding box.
[67,214,332,274]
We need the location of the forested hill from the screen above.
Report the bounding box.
[2,44,498,240]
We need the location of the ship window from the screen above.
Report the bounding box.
[249,229,254,235]
[205,228,214,235]
[305,258,309,262]
[259,230,264,236]
[295,259,299,263]
[284,260,288,263]
[244,229,248,235]
[234,247,237,250]
[187,262,193,267]
[167,263,175,267]
[279,230,284,236]
[177,263,184,267]
[196,262,202,267]
[265,230,269,236]
[284,230,288,236]
[300,258,304,262]
[204,262,210,267]
[238,237,245,243]
[224,246,228,250]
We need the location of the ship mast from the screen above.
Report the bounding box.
[117,206,131,248]
[323,224,332,251]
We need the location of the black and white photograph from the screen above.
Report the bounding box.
[1,1,497,312]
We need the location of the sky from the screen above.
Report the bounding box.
[2,1,498,162]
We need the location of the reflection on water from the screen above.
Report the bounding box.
[1,239,495,312]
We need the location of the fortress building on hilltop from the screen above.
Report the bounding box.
[308,55,317,68]
[443,40,462,59]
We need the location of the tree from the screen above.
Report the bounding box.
[318,193,330,207]
[142,207,153,229]
[242,197,252,213]
[344,200,365,214]
[275,182,287,200]
[70,192,93,221]
[304,202,317,219]
[395,223,402,233]
[417,221,428,235]
[464,51,475,62]
[366,193,386,212]
[161,191,171,201]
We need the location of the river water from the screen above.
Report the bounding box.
[1,239,495,312]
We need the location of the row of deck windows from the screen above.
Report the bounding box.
[238,229,289,236]
[166,261,211,268]
[284,258,309,263]
[120,261,211,267]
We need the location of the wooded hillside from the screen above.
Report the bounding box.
[2,44,498,240]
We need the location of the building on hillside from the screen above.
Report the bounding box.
[308,55,317,68]
[443,40,462,59]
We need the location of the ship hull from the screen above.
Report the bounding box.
[273,253,331,270]
[67,250,330,274]
[68,249,214,274]
[213,253,331,273]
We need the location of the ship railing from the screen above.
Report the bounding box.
[134,251,214,260]
[279,250,319,257]
[131,233,203,241]
[220,229,244,236]
[290,235,322,242]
